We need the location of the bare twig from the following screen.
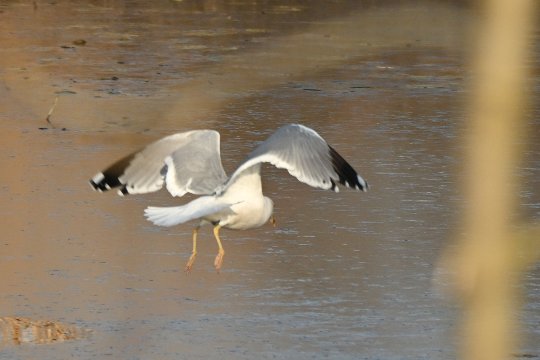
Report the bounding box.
[45,96,58,128]
[453,1,536,360]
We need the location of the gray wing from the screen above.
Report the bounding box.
[90,130,228,197]
[224,124,368,193]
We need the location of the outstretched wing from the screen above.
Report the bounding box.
[90,130,228,197]
[224,124,368,193]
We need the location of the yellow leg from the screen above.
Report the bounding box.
[185,227,199,273]
[213,225,225,272]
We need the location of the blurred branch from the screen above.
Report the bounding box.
[446,0,537,360]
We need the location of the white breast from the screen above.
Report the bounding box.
[210,165,273,230]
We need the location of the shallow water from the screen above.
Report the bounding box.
[0,1,539,359]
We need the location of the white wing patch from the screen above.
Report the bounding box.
[163,155,190,197]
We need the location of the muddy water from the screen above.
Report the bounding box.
[0,1,539,359]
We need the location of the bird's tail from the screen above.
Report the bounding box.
[144,196,234,227]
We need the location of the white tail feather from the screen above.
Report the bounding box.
[144,196,233,227]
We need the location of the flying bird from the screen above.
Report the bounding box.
[90,124,368,272]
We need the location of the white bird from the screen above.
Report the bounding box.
[90,124,368,272]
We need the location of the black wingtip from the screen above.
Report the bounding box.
[356,175,369,192]
[89,173,107,191]
[329,145,368,192]
[89,152,136,194]
[330,179,339,193]
[89,171,122,192]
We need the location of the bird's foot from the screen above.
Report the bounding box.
[214,250,225,273]
[184,252,197,273]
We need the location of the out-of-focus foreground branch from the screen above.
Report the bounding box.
[443,1,538,360]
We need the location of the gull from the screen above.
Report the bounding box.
[90,124,368,272]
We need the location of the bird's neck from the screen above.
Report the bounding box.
[223,164,263,198]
